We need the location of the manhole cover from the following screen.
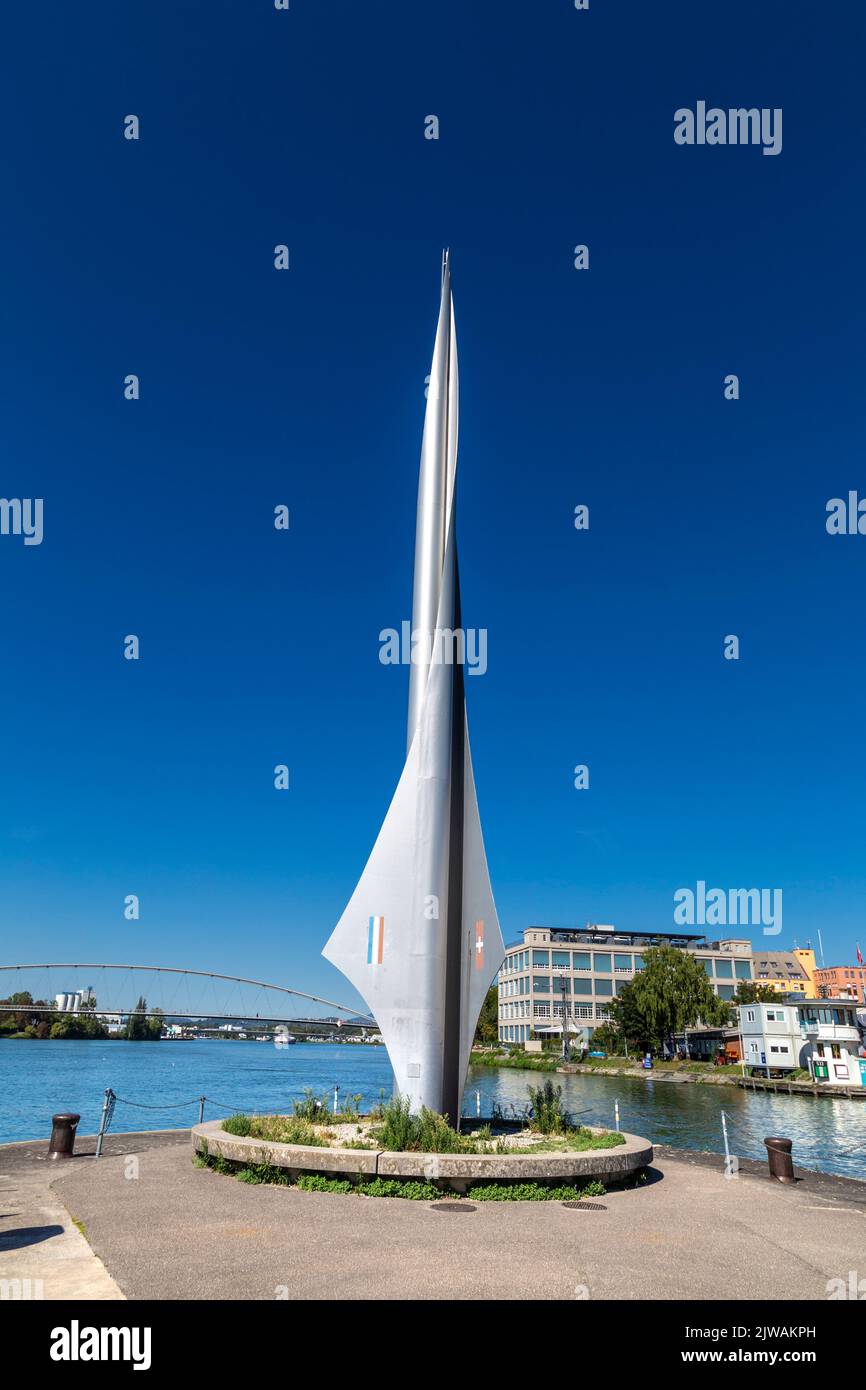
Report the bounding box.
[429,1202,476,1213]
[562,1201,607,1211]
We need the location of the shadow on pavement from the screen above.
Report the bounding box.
[0,1223,64,1250]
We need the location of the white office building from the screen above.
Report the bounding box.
[498,926,755,1045]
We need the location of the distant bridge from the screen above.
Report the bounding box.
[0,963,376,1035]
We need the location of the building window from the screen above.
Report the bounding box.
[573,952,591,971]
[593,953,612,974]
[714,959,733,979]
[746,1010,755,1023]
[595,979,613,998]
[533,976,550,994]
[573,978,592,996]
[532,950,550,968]
[551,951,571,971]
[634,954,645,970]
[717,985,735,1001]
[614,953,632,972]
[735,960,752,980]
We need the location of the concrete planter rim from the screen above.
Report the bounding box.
[191,1118,653,1185]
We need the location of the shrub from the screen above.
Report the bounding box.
[357,1178,440,1200]
[236,1162,291,1186]
[415,1107,471,1154]
[338,1093,363,1121]
[527,1079,571,1135]
[372,1094,417,1151]
[370,1096,472,1153]
[292,1088,328,1122]
[221,1113,252,1137]
[297,1174,353,1194]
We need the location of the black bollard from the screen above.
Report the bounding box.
[48,1112,80,1161]
[764,1135,794,1183]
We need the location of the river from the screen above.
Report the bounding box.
[1,1039,863,1179]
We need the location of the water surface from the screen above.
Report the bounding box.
[1,1039,863,1179]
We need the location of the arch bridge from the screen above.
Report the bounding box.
[0,963,376,1037]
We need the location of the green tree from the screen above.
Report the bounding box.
[48,1012,107,1040]
[621,945,728,1054]
[0,992,58,1035]
[608,978,653,1052]
[125,996,150,1040]
[588,1020,622,1054]
[146,1007,165,1041]
[473,986,499,1046]
[732,980,779,1005]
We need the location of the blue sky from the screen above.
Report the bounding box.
[1,0,864,1013]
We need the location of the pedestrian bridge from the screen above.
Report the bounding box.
[0,963,375,1035]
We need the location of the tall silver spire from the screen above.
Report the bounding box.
[323,254,504,1120]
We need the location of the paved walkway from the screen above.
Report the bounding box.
[2,1130,862,1301]
[0,1130,187,1301]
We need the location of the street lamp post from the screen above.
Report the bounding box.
[560,975,570,1062]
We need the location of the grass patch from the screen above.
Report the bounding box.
[468,1179,606,1202]
[221,1114,327,1147]
[471,1051,559,1072]
[520,1128,625,1153]
[236,1162,292,1186]
[194,1153,610,1203]
[358,1178,440,1200]
[218,1098,625,1156]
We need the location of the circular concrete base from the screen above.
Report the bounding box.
[191,1119,653,1192]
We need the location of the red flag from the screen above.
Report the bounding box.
[857,943,863,966]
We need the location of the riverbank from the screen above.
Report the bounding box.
[4,1128,864,1300]
[477,1049,866,1098]
[472,1049,744,1086]
[559,1061,741,1087]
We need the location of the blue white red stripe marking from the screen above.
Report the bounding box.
[367,915,384,965]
